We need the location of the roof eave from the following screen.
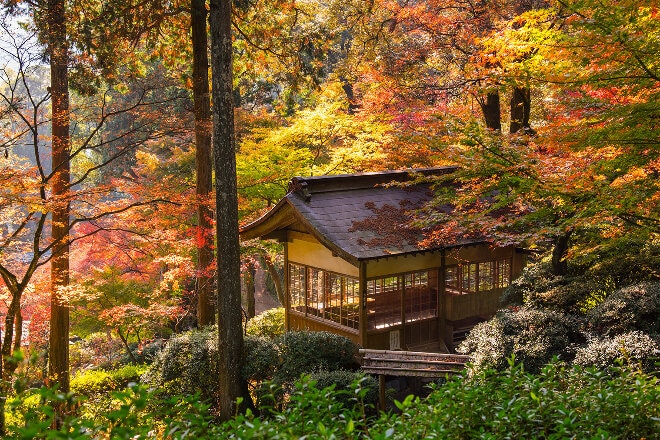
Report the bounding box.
[239,197,294,241]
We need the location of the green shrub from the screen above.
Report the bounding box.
[8,383,214,439]
[588,281,660,337]
[458,306,585,374]
[501,259,613,314]
[142,326,219,403]
[71,369,114,396]
[221,375,371,439]
[274,331,360,384]
[366,360,660,439]
[70,364,147,397]
[573,331,660,372]
[143,327,360,410]
[246,307,285,338]
[242,335,279,383]
[4,392,41,432]
[11,360,660,439]
[308,370,379,414]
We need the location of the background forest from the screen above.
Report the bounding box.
[0,0,659,437]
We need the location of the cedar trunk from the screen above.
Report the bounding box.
[192,0,215,326]
[209,0,245,420]
[48,0,71,395]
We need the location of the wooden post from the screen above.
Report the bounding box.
[400,275,406,350]
[439,250,447,349]
[359,261,368,348]
[379,374,386,411]
[284,242,290,331]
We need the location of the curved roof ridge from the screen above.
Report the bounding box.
[288,166,457,200]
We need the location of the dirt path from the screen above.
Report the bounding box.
[254,264,281,315]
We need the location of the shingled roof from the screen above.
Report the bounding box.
[239,167,464,264]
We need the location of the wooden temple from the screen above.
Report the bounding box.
[240,167,526,352]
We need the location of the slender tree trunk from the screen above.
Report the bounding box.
[116,328,138,364]
[480,92,502,130]
[210,0,246,420]
[245,258,256,318]
[551,229,573,276]
[13,311,22,354]
[48,0,71,397]
[263,256,285,305]
[0,287,22,436]
[2,295,22,380]
[192,0,215,327]
[510,86,531,134]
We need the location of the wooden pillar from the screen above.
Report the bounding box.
[359,261,368,348]
[379,374,387,411]
[439,250,447,349]
[400,275,406,350]
[284,242,290,331]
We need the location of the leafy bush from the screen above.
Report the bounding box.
[69,332,125,371]
[7,383,214,439]
[274,331,360,384]
[143,328,360,410]
[588,281,660,337]
[141,326,219,403]
[70,364,146,397]
[308,370,379,413]
[502,235,660,315]
[10,360,660,439]
[366,361,660,439]
[570,233,660,290]
[242,336,279,383]
[501,259,614,313]
[246,307,285,338]
[221,375,373,439]
[573,331,660,372]
[458,306,585,374]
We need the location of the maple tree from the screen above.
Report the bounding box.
[0,12,189,432]
[408,0,660,274]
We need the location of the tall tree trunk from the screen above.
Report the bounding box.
[210,0,246,420]
[13,311,22,354]
[510,86,531,134]
[480,91,502,130]
[245,258,256,319]
[192,0,215,327]
[551,229,573,276]
[263,256,285,305]
[0,287,22,436]
[48,0,71,397]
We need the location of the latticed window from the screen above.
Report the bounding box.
[367,271,437,330]
[478,261,495,291]
[405,271,437,323]
[366,277,401,330]
[287,263,359,330]
[307,268,323,317]
[343,278,360,329]
[446,258,512,295]
[289,263,306,311]
[497,259,511,288]
[325,273,343,324]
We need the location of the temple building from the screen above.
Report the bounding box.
[240,167,526,352]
